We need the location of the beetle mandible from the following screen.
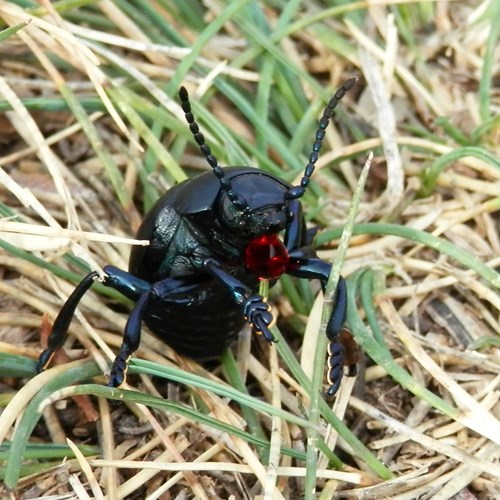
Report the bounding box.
[37,78,358,396]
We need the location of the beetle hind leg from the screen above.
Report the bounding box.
[37,271,100,373]
[37,266,152,380]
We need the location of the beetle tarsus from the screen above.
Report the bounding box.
[107,287,157,386]
[325,341,345,397]
[108,354,129,388]
[243,295,276,343]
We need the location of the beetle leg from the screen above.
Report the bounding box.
[108,290,150,387]
[284,200,306,250]
[284,200,319,253]
[38,266,152,374]
[102,265,152,299]
[304,226,321,246]
[325,341,345,397]
[286,254,347,338]
[286,253,354,396]
[242,295,276,343]
[108,274,204,386]
[98,270,203,386]
[203,258,276,343]
[37,271,100,373]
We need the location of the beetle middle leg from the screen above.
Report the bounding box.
[284,199,319,255]
[103,271,204,387]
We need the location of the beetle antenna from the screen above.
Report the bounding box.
[286,77,358,200]
[179,87,249,213]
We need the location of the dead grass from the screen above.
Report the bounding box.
[0,0,499,499]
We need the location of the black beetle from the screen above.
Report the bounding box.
[38,78,357,396]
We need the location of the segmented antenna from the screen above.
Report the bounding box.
[179,87,248,213]
[286,77,358,200]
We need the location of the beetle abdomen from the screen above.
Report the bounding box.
[144,291,245,359]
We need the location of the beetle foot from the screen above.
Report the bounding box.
[108,354,129,388]
[36,349,54,373]
[243,295,276,343]
[325,341,345,397]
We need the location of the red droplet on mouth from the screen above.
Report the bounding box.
[245,234,289,279]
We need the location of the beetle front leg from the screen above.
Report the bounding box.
[284,199,321,252]
[203,258,276,343]
[284,200,305,250]
[286,253,351,397]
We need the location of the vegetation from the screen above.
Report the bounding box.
[0,0,499,498]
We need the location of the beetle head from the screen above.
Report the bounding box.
[218,173,291,238]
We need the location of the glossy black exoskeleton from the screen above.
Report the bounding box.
[38,78,358,396]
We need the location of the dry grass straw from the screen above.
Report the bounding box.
[0,0,499,499]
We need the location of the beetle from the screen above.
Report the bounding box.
[37,78,358,396]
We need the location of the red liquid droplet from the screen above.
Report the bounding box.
[245,234,289,279]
